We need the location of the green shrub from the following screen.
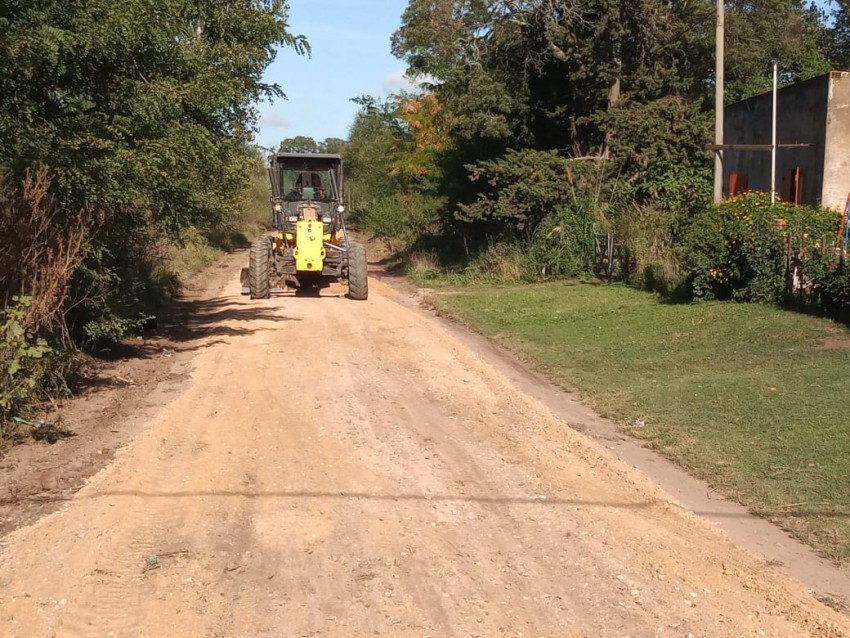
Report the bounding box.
[629,161,713,223]
[616,203,686,296]
[0,297,51,420]
[526,203,595,279]
[684,193,838,304]
[474,243,526,282]
[354,191,443,252]
[815,265,850,314]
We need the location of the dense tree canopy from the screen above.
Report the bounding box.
[346,0,847,279]
[390,0,832,167]
[0,0,306,234]
[0,0,306,343]
[278,136,347,154]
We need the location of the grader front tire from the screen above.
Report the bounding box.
[249,236,272,300]
[347,242,368,301]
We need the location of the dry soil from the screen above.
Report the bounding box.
[1,252,849,637]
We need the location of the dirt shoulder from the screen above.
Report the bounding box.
[0,250,248,538]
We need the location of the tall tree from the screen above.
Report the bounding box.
[724,0,831,101]
[0,0,307,232]
[320,138,347,154]
[0,0,308,336]
[279,136,321,153]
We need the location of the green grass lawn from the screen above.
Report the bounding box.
[438,282,850,561]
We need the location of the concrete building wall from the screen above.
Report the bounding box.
[821,72,850,211]
[723,74,829,207]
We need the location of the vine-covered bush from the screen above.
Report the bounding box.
[815,265,850,314]
[526,202,596,279]
[353,192,443,252]
[0,297,50,420]
[684,193,839,303]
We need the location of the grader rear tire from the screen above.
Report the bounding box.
[347,242,368,301]
[249,236,272,299]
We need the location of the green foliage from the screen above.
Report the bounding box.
[615,162,713,296]
[826,0,850,67]
[68,233,171,344]
[278,136,347,154]
[629,162,714,222]
[358,0,839,292]
[685,193,839,303]
[344,97,403,209]
[606,99,713,179]
[815,264,850,314]
[279,136,322,153]
[405,242,528,287]
[615,203,686,297]
[391,0,486,81]
[384,0,834,268]
[525,202,596,279]
[0,0,306,228]
[0,0,305,351]
[344,94,450,252]
[355,192,443,251]
[725,0,832,101]
[0,298,51,417]
[320,138,347,154]
[459,150,601,231]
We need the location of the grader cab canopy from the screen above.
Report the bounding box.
[269,153,344,206]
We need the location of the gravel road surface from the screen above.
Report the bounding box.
[1,260,847,637]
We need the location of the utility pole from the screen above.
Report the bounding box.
[714,0,725,204]
[771,62,778,206]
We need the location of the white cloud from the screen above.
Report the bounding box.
[382,69,418,94]
[382,70,439,95]
[260,112,291,128]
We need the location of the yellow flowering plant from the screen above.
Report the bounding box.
[685,193,839,303]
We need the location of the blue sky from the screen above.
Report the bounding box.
[256,0,411,151]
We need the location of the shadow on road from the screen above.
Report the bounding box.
[74,291,300,394]
[89,296,300,364]
[164,296,300,344]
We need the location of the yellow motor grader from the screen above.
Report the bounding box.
[242,152,367,300]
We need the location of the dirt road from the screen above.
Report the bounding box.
[1,258,849,637]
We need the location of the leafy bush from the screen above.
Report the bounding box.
[606,98,713,183]
[474,243,526,282]
[459,149,597,232]
[629,161,713,223]
[0,297,51,420]
[616,203,686,296]
[354,192,444,252]
[684,193,838,303]
[526,203,595,279]
[406,241,528,286]
[815,265,850,314]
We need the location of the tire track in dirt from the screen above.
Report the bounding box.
[48,353,227,637]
